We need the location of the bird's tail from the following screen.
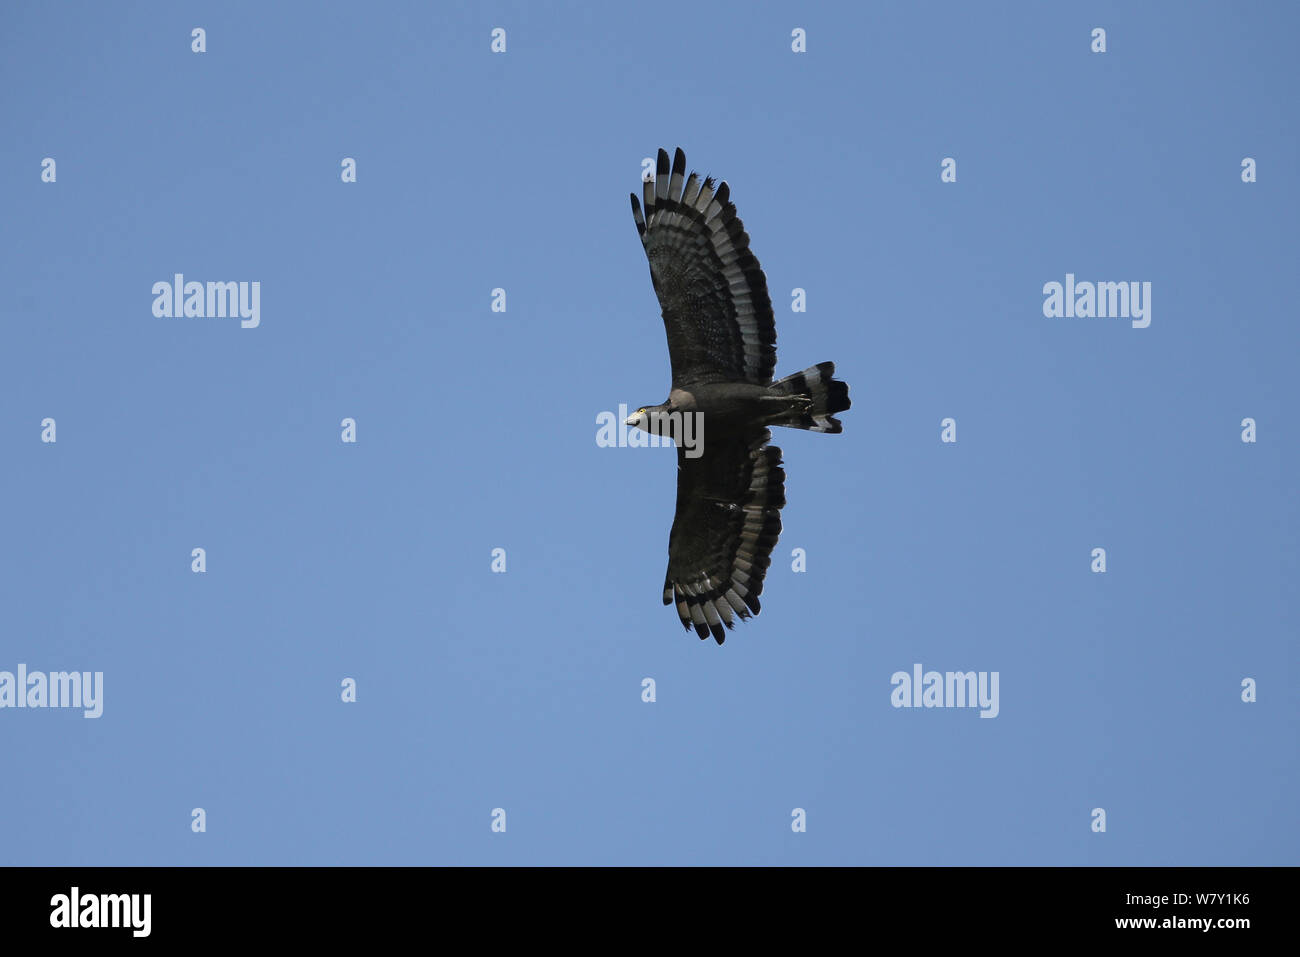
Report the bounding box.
[768,362,851,433]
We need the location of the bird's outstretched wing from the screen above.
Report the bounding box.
[663,428,785,643]
[630,147,777,388]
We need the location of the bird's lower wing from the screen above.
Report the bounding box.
[663,428,785,643]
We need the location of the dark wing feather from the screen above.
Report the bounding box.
[630,148,777,387]
[662,428,785,643]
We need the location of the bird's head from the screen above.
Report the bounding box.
[626,404,671,436]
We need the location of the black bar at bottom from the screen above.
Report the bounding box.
[2,866,1283,942]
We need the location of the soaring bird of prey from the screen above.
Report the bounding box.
[627,147,851,644]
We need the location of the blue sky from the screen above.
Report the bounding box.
[2,1,1296,865]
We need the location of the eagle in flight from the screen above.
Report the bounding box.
[627,148,851,644]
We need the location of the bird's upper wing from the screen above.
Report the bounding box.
[663,427,785,643]
[630,148,777,387]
